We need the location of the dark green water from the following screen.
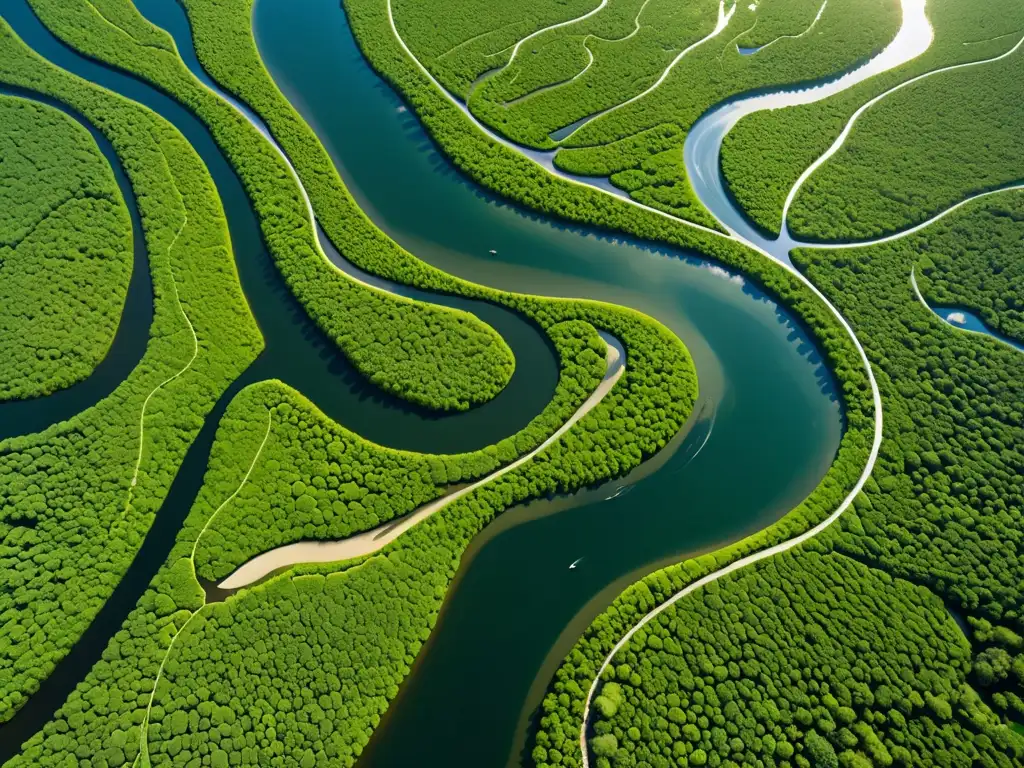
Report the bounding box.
[0,0,560,455]
[0,0,550,754]
[0,0,842,764]
[244,2,843,766]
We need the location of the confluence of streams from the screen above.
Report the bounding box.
[2,0,1020,763]
[381,0,1021,761]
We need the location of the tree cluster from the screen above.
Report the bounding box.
[469,0,896,224]
[532,173,1024,767]
[0,95,131,400]
[722,0,1024,236]
[788,46,1024,241]
[570,550,1019,768]
[193,320,608,582]
[30,0,517,413]
[914,194,1024,359]
[446,0,898,173]
[2,1,705,764]
[391,0,600,97]
[0,19,261,726]
[8,272,697,765]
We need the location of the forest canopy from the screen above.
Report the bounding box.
[0,95,132,400]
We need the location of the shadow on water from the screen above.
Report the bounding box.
[241,2,847,766]
[0,0,561,455]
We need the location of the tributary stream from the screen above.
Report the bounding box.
[0,0,842,765]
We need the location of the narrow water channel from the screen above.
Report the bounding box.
[0,0,561,455]
[0,0,843,764]
[240,1,842,765]
[0,86,152,440]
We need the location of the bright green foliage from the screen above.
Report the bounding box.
[970,617,1024,725]
[796,220,1024,633]
[177,0,692,411]
[392,0,599,95]
[723,0,1024,235]
[194,320,608,581]
[468,0,721,142]
[532,189,1024,767]
[343,0,878,602]
[733,0,828,48]
[7,279,697,765]
[29,0,517,412]
[788,46,1024,240]
[0,21,261,724]
[581,550,1017,768]
[555,123,684,178]
[342,7,879,741]
[142,299,695,767]
[913,194,1024,347]
[3,384,273,768]
[0,5,713,761]
[343,0,875,505]
[453,0,899,222]
[0,95,131,400]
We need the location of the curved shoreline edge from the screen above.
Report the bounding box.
[0,4,704,762]
[218,333,624,590]
[0,86,152,441]
[380,3,885,764]
[781,28,1024,232]
[910,266,1024,355]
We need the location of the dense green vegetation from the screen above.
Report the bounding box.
[28,0,517,413]
[3,5,726,764]
[532,190,1024,766]
[17,0,1013,766]
[468,0,720,143]
[787,47,1024,240]
[732,0,827,49]
[457,0,898,221]
[178,0,705,422]
[392,0,599,95]
[345,0,875,529]
[577,550,1019,768]
[193,320,608,581]
[6,269,698,765]
[968,616,1024,726]
[0,20,261,724]
[0,95,131,400]
[914,195,1024,344]
[722,0,1024,235]
[396,0,900,149]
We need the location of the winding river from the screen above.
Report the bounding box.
[250,0,839,766]
[0,0,843,764]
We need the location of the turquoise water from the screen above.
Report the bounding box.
[933,306,1024,353]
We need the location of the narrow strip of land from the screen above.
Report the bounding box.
[218,337,624,589]
[121,173,196,519]
[501,0,610,70]
[553,0,738,143]
[739,0,827,56]
[134,408,275,766]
